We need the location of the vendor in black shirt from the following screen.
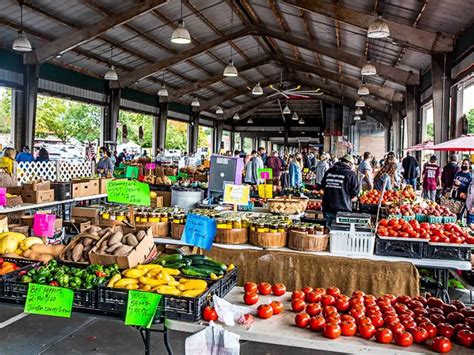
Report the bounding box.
[321,154,360,227]
[453,159,472,200]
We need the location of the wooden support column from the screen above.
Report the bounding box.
[102,87,121,146]
[157,100,168,151]
[14,64,39,151]
[391,104,402,157]
[406,85,421,148]
[189,108,200,154]
[432,53,452,165]
[385,113,393,153]
[230,128,235,152]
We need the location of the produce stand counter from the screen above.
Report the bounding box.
[165,287,472,355]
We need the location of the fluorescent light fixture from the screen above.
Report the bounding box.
[171,20,191,44]
[292,112,298,120]
[298,117,305,125]
[191,97,200,107]
[104,66,118,81]
[215,106,223,114]
[355,107,363,115]
[13,32,32,52]
[361,60,377,76]
[158,84,168,97]
[223,60,238,77]
[355,99,366,107]
[283,105,291,114]
[368,15,390,39]
[233,113,240,120]
[247,118,253,124]
[252,82,263,95]
[354,115,361,121]
[357,84,370,96]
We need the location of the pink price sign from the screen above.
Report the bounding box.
[145,163,156,170]
[0,187,6,207]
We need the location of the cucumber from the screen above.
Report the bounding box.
[181,266,211,278]
[154,253,182,265]
[191,258,227,271]
[163,260,191,269]
[183,254,207,260]
[191,264,225,276]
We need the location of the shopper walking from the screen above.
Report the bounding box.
[289,155,302,187]
[266,151,282,183]
[315,153,330,188]
[358,152,374,191]
[402,152,419,187]
[321,154,360,227]
[244,150,264,185]
[15,146,34,163]
[258,147,267,165]
[374,162,400,191]
[422,155,441,201]
[441,154,460,193]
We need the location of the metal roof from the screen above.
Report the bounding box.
[0,0,472,123]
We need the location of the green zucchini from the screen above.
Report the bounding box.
[183,254,207,260]
[191,264,225,276]
[191,258,227,271]
[181,266,211,278]
[163,260,191,269]
[153,253,183,265]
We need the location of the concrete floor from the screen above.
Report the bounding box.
[0,303,330,355]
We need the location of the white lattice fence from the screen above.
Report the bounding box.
[17,160,93,184]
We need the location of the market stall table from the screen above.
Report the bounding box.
[165,287,472,355]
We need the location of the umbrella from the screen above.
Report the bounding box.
[430,135,474,151]
[405,140,434,151]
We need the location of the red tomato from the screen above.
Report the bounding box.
[413,296,427,306]
[396,295,411,305]
[257,282,272,295]
[456,329,474,347]
[257,304,273,319]
[323,306,338,317]
[335,297,350,312]
[413,307,428,317]
[341,314,356,323]
[352,290,366,298]
[394,303,409,314]
[407,300,424,310]
[454,323,472,334]
[402,320,417,332]
[430,313,446,325]
[415,316,430,325]
[389,321,405,334]
[437,323,455,339]
[244,282,257,293]
[359,323,376,339]
[466,316,474,328]
[370,314,384,328]
[321,294,336,307]
[271,283,286,296]
[399,313,414,323]
[446,311,465,325]
[419,322,438,339]
[379,219,389,227]
[314,287,326,295]
[270,300,283,315]
[306,291,321,303]
[449,300,465,311]
[295,312,310,328]
[442,304,458,315]
[384,315,400,326]
[394,330,414,347]
[358,317,372,326]
[323,323,342,339]
[326,315,342,325]
[431,336,453,353]
[341,320,357,336]
[302,286,313,295]
[427,297,444,309]
[309,315,326,331]
[292,290,305,301]
[202,306,218,322]
[306,303,322,317]
[410,326,429,344]
[291,299,306,313]
[375,328,393,344]
[326,287,340,297]
[243,292,259,305]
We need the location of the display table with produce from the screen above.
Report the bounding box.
[165,287,473,354]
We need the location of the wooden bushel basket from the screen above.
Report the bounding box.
[249,230,287,248]
[214,228,248,244]
[288,230,329,252]
[171,223,185,240]
[136,221,169,238]
[267,196,309,215]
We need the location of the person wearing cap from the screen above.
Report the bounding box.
[321,154,360,227]
[315,153,329,189]
[422,155,441,201]
[15,146,34,163]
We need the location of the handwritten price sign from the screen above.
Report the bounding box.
[182,214,216,250]
[125,290,162,328]
[107,179,150,206]
[223,184,250,206]
[24,283,73,318]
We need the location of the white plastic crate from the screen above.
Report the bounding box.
[329,224,375,256]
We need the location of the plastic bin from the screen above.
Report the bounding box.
[415,214,427,222]
[427,216,443,224]
[329,224,375,256]
[443,216,457,224]
[375,237,426,259]
[423,243,472,261]
[402,215,416,221]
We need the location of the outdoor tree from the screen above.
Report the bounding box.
[118,110,152,148]
[165,119,188,151]
[0,88,12,134]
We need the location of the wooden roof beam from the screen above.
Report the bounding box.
[283,0,453,52]
[25,0,168,64]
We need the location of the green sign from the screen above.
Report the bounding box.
[125,166,140,179]
[107,179,151,206]
[24,283,73,318]
[125,290,162,328]
[258,168,273,179]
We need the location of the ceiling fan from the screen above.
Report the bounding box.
[268,84,323,99]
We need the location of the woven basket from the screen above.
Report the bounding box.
[214,228,248,244]
[288,230,329,252]
[249,230,287,248]
[267,196,309,215]
[171,223,185,240]
[136,221,169,238]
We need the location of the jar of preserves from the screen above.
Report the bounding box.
[232,218,242,229]
[256,223,266,233]
[140,212,148,223]
[160,213,169,223]
[116,212,126,222]
[278,223,286,233]
[306,224,314,235]
[149,213,159,223]
[269,223,278,233]
[102,211,110,220]
[109,211,116,221]
[249,222,256,232]
[216,218,226,230]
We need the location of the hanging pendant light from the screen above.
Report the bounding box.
[13,3,32,52]
[355,99,366,107]
[223,60,238,77]
[105,46,118,81]
[247,118,253,124]
[367,15,390,39]
[298,116,305,125]
[282,104,291,115]
[233,113,240,120]
[215,106,223,115]
[361,59,377,76]
[157,71,168,96]
[354,115,361,121]
[171,1,191,44]
[252,82,263,95]
[357,84,370,96]
[191,97,200,107]
[355,107,363,115]
[292,112,298,120]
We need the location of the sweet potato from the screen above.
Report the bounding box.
[114,245,133,256]
[38,253,54,263]
[106,242,122,253]
[136,230,146,242]
[126,234,139,247]
[82,237,94,247]
[72,243,84,262]
[31,244,56,255]
[108,232,123,246]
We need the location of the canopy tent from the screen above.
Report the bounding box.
[430,135,474,151]
[405,140,434,151]
[117,141,142,153]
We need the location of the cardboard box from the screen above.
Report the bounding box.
[155,190,171,207]
[6,186,22,196]
[7,224,29,235]
[6,195,23,207]
[82,178,100,197]
[151,195,164,208]
[99,178,113,194]
[89,226,154,269]
[0,215,7,233]
[22,189,54,204]
[23,180,51,192]
[72,182,83,198]
[71,207,99,224]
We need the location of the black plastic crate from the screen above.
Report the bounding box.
[51,182,72,201]
[423,243,472,261]
[359,204,380,215]
[375,237,425,259]
[218,267,238,298]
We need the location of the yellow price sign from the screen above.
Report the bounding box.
[223,184,250,206]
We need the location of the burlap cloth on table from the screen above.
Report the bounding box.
[206,247,419,297]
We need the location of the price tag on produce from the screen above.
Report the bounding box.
[125,166,140,179]
[24,283,73,318]
[223,184,250,206]
[145,163,156,170]
[182,214,216,250]
[125,290,162,328]
[107,179,151,206]
[258,168,273,180]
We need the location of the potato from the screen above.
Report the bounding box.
[38,254,54,263]
[108,232,124,246]
[122,233,134,244]
[72,243,84,262]
[31,244,56,255]
[98,227,112,237]
[126,234,139,247]
[82,237,94,247]
[51,245,64,257]
[106,242,122,253]
[27,251,43,260]
[86,225,102,233]
[136,230,146,242]
[114,245,133,256]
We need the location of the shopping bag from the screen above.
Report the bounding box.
[185,323,240,355]
[33,213,56,238]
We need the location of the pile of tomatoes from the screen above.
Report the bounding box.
[291,287,474,352]
[244,281,287,319]
[377,218,474,244]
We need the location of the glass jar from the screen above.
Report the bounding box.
[306,224,314,235]
[160,213,169,223]
[249,222,256,232]
[232,218,242,229]
[135,212,142,222]
[256,223,266,233]
[116,212,126,222]
[226,219,233,229]
[269,223,278,233]
[109,211,116,221]
[216,218,226,230]
[278,223,286,233]
[102,211,110,220]
[140,212,148,223]
[149,213,159,223]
